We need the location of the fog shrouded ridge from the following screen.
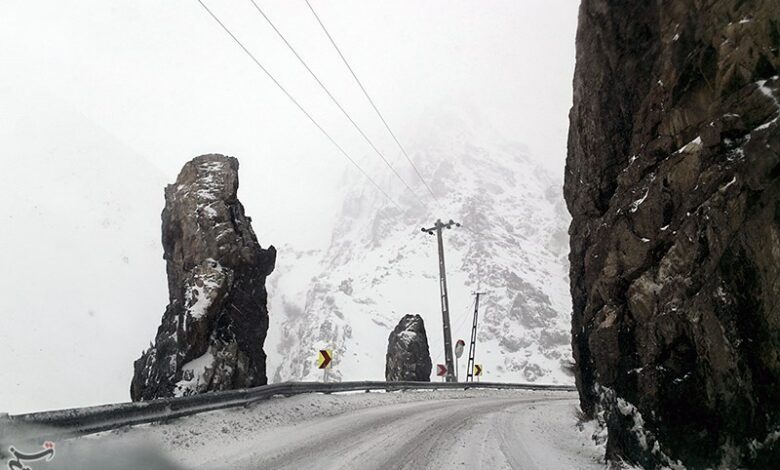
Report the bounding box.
[267,107,573,384]
[0,0,577,413]
[0,94,572,413]
[0,88,169,413]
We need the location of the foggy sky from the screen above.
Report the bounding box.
[0,0,577,412]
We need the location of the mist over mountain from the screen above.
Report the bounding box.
[0,90,571,413]
[267,108,573,384]
[0,0,577,415]
[0,87,169,412]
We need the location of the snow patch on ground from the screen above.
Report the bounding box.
[44,390,602,469]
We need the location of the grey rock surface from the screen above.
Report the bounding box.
[385,314,432,381]
[131,154,275,401]
[565,1,780,467]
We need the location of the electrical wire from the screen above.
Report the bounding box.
[304,0,440,206]
[247,0,428,211]
[452,297,476,340]
[194,0,401,209]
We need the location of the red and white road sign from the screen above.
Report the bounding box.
[454,339,465,358]
[436,364,448,377]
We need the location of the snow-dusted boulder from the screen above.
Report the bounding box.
[385,315,432,382]
[131,154,276,401]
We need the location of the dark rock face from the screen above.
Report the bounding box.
[565,1,780,467]
[131,154,276,401]
[385,315,432,381]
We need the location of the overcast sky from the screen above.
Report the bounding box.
[0,0,578,412]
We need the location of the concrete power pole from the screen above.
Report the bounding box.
[421,219,460,382]
[466,292,485,382]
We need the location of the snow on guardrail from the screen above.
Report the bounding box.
[0,381,576,445]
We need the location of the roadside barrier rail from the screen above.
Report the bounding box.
[0,381,576,443]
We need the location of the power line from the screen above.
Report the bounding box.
[304,0,439,205]
[247,0,427,210]
[194,0,400,209]
[452,297,476,338]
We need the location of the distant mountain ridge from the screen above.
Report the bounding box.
[266,111,573,384]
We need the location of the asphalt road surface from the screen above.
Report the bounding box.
[187,391,604,469]
[38,389,605,469]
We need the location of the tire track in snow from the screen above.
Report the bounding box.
[221,396,573,469]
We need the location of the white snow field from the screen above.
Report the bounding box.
[39,389,605,469]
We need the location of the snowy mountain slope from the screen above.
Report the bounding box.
[267,110,573,384]
[0,84,169,412]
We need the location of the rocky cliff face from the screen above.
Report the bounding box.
[131,154,276,401]
[385,315,432,381]
[566,1,780,467]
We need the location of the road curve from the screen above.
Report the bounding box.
[37,390,603,469]
[193,393,601,470]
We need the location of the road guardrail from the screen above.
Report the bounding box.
[0,381,576,444]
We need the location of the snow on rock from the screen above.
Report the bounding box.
[131,154,276,401]
[628,188,649,213]
[566,1,780,466]
[755,77,780,130]
[385,314,432,381]
[591,386,684,470]
[173,347,215,397]
[183,259,226,329]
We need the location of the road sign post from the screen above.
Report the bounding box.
[473,364,483,381]
[318,349,333,382]
[436,364,447,382]
[454,339,465,382]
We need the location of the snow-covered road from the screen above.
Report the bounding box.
[41,389,605,469]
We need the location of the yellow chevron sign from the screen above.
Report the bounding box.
[473,364,483,376]
[317,349,333,369]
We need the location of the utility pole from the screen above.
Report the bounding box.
[421,219,460,382]
[466,291,485,382]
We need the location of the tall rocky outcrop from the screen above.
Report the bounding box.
[131,154,276,401]
[385,315,432,381]
[565,1,780,467]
